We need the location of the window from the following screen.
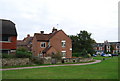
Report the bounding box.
[116,46,119,49]
[107,46,110,49]
[48,42,50,47]
[0,36,10,42]
[0,50,10,54]
[61,51,66,57]
[40,42,46,48]
[61,40,66,47]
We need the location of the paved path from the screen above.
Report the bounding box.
[1,60,101,71]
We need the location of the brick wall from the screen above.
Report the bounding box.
[50,31,72,58]
[1,36,17,50]
[2,58,30,66]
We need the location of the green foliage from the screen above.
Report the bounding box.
[110,45,114,54]
[16,51,32,58]
[87,54,91,58]
[17,47,28,52]
[16,47,32,58]
[51,52,62,60]
[69,30,96,57]
[72,53,80,57]
[2,54,15,58]
[31,57,44,64]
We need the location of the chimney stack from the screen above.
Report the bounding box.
[52,27,57,33]
[40,31,44,34]
[27,34,30,37]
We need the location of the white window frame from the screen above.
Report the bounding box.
[61,51,66,57]
[107,46,110,49]
[48,42,50,47]
[116,46,119,49]
[61,40,66,47]
[40,42,46,48]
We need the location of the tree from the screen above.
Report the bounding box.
[78,30,96,55]
[70,30,96,57]
[104,45,107,54]
[110,45,114,54]
[69,35,80,53]
[16,47,32,58]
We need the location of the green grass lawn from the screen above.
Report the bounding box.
[2,56,118,79]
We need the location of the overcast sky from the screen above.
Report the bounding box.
[0,0,119,43]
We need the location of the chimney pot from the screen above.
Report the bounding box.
[52,27,57,33]
[27,34,30,37]
[40,31,44,34]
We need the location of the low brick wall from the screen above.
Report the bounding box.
[63,58,93,63]
[2,58,30,66]
[1,57,93,66]
[40,57,93,64]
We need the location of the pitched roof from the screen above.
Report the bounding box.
[0,19,17,36]
[35,30,59,41]
[17,37,33,46]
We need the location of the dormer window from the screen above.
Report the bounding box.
[40,42,46,48]
[61,40,66,47]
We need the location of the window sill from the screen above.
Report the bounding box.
[0,41,11,43]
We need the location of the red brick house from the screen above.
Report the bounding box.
[93,40,120,54]
[0,19,17,54]
[32,28,72,58]
[17,34,33,51]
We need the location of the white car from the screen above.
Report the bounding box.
[108,54,112,57]
[103,54,111,57]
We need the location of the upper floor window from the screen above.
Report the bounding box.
[40,42,46,48]
[0,36,10,42]
[61,40,66,47]
[107,46,110,49]
[116,46,119,49]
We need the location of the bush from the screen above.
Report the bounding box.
[31,57,44,64]
[17,47,28,52]
[51,52,62,60]
[72,53,80,57]
[16,51,32,58]
[2,54,15,58]
[16,47,32,58]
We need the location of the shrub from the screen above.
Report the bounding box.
[16,47,32,58]
[17,47,28,52]
[2,54,15,58]
[72,53,80,57]
[51,52,62,60]
[31,57,44,64]
[16,51,32,58]
[87,54,91,58]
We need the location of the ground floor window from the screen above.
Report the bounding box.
[0,50,10,54]
[61,51,66,57]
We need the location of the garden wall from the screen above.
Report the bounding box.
[2,58,30,66]
[61,58,93,63]
[42,57,93,64]
[1,57,93,66]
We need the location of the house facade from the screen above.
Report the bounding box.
[17,34,33,51]
[0,19,17,54]
[32,28,72,58]
[94,40,120,54]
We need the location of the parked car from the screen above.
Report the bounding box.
[101,53,105,56]
[108,54,112,57]
[101,54,112,57]
[93,54,97,57]
[112,54,118,56]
